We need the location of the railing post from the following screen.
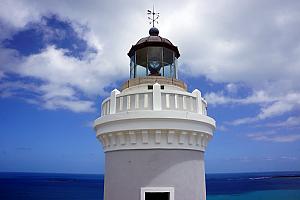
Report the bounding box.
[110,89,120,114]
[153,83,162,110]
[192,89,203,114]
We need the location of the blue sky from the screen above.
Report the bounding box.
[0,0,300,174]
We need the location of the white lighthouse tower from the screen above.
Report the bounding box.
[94,21,216,200]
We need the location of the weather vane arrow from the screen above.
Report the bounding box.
[147,5,159,27]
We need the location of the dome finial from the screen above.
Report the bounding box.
[149,27,159,36]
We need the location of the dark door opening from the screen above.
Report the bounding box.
[145,192,170,200]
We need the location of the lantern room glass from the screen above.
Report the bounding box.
[130,56,135,78]
[130,47,177,79]
[135,48,147,77]
[148,47,162,75]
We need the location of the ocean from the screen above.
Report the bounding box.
[0,171,299,200]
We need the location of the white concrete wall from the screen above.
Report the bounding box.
[104,149,206,200]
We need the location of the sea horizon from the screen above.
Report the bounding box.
[1,171,299,200]
[1,170,299,176]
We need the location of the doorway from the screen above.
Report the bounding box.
[141,187,174,200]
[145,192,169,200]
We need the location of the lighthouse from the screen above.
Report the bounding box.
[94,10,216,200]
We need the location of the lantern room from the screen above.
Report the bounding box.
[127,27,180,79]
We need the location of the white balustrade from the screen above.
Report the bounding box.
[101,84,208,116]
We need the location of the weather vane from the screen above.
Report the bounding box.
[147,5,159,27]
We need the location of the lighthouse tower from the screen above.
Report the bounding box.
[94,24,216,200]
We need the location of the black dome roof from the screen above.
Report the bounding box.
[128,28,180,58]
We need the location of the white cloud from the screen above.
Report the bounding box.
[0,1,40,28]
[38,84,95,112]
[0,0,138,112]
[42,97,94,113]
[217,125,228,132]
[266,116,300,128]
[248,132,300,143]
[0,42,126,112]
[230,117,259,126]
[205,90,300,125]
[230,99,297,125]
[13,45,124,96]
[0,80,95,112]
[205,90,276,106]
[204,92,234,105]
[0,0,300,115]
[226,83,238,94]
[257,101,294,120]
[0,81,37,98]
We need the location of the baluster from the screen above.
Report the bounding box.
[119,97,123,111]
[144,93,148,108]
[135,94,139,109]
[127,95,131,110]
[183,96,187,110]
[166,94,170,108]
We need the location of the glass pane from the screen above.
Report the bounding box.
[170,62,175,78]
[163,48,173,65]
[136,48,147,77]
[164,64,171,77]
[174,58,178,79]
[159,66,164,76]
[136,48,147,67]
[136,65,146,77]
[148,47,162,75]
[130,56,135,78]
[163,48,175,78]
